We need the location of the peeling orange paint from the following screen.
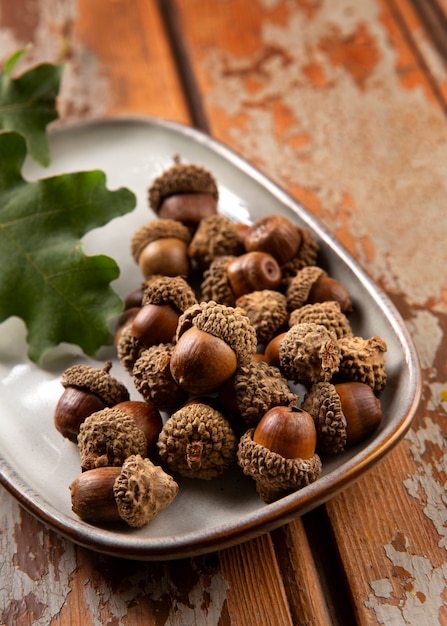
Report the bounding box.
[301,60,331,88]
[319,23,381,88]
[272,100,298,137]
[378,1,438,105]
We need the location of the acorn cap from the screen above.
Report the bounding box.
[78,407,148,471]
[157,402,237,479]
[141,275,198,312]
[230,361,298,426]
[289,301,353,340]
[176,300,257,366]
[279,322,341,386]
[200,255,236,306]
[336,335,387,391]
[188,214,245,270]
[236,289,289,345]
[280,228,320,283]
[61,361,129,406]
[301,381,347,454]
[237,429,322,503]
[286,266,327,310]
[113,454,179,528]
[148,163,219,214]
[116,326,144,373]
[130,219,192,263]
[132,344,189,411]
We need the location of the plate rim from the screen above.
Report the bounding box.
[0,114,422,560]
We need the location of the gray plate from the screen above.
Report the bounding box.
[0,116,421,560]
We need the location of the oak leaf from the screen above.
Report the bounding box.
[0,130,136,364]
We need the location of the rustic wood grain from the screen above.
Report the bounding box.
[175,0,447,624]
[2,0,447,624]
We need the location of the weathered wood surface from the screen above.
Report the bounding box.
[1,1,446,624]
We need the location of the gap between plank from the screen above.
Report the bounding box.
[387,0,447,115]
[272,507,359,626]
[157,0,211,133]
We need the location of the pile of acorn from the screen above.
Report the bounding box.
[54,160,387,527]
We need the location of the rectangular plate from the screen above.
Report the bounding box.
[0,116,421,560]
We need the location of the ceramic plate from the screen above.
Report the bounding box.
[0,116,421,560]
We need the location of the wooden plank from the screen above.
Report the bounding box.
[387,0,447,107]
[175,1,447,624]
[218,536,294,626]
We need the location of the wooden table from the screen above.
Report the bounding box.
[1,1,446,624]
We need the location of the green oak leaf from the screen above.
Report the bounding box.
[0,48,63,166]
[0,131,136,364]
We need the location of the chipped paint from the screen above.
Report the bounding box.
[0,492,77,626]
[365,533,447,625]
[201,0,447,308]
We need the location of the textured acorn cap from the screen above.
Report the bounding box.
[289,301,352,340]
[229,360,298,426]
[280,228,320,283]
[200,255,236,306]
[113,454,179,528]
[237,429,322,503]
[78,407,148,471]
[130,219,192,263]
[157,402,237,479]
[188,214,245,270]
[336,335,387,391]
[236,289,289,345]
[279,322,341,386]
[141,275,198,312]
[301,381,347,454]
[176,300,257,366]
[148,163,219,214]
[132,344,189,411]
[61,361,129,406]
[286,266,327,310]
[116,326,144,373]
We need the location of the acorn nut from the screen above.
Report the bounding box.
[157,402,238,479]
[237,404,322,503]
[148,161,219,226]
[130,219,192,278]
[77,407,148,471]
[301,381,383,454]
[244,214,302,265]
[54,361,130,443]
[169,301,257,395]
[70,454,179,527]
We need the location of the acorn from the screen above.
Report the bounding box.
[200,252,281,305]
[237,404,322,503]
[169,301,257,395]
[70,454,179,527]
[130,219,192,278]
[157,402,237,479]
[188,214,245,270]
[286,266,352,313]
[301,381,383,454]
[289,301,353,340]
[131,275,197,349]
[253,404,317,459]
[148,161,219,227]
[113,400,163,454]
[335,335,387,392]
[132,343,189,412]
[235,289,289,345]
[77,407,148,471]
[279,322,341,386]
[218,360,297,426]
[244,214,302,265]
[54,361,129,443]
